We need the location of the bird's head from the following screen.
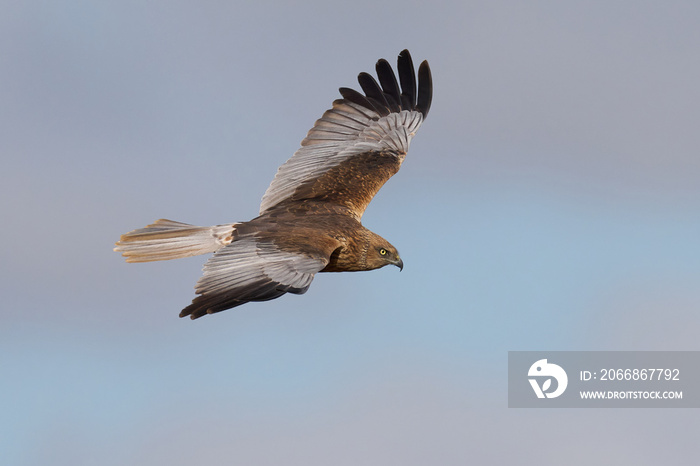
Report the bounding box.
[366,233,403,271]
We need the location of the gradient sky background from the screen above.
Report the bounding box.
[3,1,700,465]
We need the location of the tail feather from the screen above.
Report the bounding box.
[115,219,236,263]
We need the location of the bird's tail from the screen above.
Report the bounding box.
[114,219,237,263]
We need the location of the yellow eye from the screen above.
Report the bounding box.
[379,248,387,256]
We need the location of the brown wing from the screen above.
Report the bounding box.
[259,50,432,220]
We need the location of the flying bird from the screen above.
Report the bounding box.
[115,50,432,319]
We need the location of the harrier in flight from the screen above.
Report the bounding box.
[115,50,432,319]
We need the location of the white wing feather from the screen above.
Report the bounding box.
[194,237,327,297]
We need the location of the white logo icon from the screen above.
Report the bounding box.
[528,359,568,399]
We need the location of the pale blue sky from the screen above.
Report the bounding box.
[2,1,700,465]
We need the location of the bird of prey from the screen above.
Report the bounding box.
[115,50,432,319]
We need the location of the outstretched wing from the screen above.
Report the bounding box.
[179,234,334,319]
[259,50,432,220]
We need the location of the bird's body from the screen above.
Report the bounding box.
[235,206,396,274]
[115,50,432,319]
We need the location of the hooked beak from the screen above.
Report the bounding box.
[394,257,404,272]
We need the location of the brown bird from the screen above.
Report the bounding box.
[115,50,432,319]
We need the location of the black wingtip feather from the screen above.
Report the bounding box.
[357,72,391,116]
[397,49,417,111]
[180,292,246,319]
[416,60,432,118]
[375,59,402,112]
[339,87,382,115]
